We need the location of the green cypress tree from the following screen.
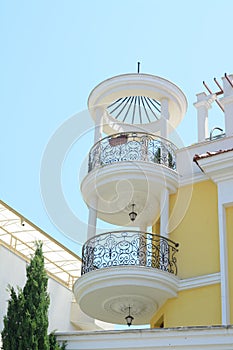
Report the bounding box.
[1,287,24,349]
[22,241,50,350]
[49,332,67,350]
[1,242,66,350]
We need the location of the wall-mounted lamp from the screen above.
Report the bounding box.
[129,204,137,222]
[125,306,134,327]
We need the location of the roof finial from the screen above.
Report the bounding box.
[137,62,140,74]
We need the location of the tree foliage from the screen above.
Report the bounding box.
[1,287,24,349]
[22,241,50,349]
[49,332,67,350]
[1,242,66,350]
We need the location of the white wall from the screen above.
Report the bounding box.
[48,277,77,332]
[0,245,27,331]
[0,244,76,333]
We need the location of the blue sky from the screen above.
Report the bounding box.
[1,0,233,254]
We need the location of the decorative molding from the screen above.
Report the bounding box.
[193,92,216,109]
[103,295,157,318]
[57,325,233,350]
[193,149,233,183]
[179,272,220,291]
[178,173,208,187]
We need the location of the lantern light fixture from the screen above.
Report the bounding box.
[125,306,134,327]
[129,203,137,222]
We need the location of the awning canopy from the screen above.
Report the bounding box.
[0,200,81,289]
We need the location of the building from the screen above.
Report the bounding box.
[1,71,233,349]
[61,72,233,348]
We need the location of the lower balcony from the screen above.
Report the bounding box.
[73,231,179,325]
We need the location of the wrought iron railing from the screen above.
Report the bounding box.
[81,231,179,275]
[88,132,177,172]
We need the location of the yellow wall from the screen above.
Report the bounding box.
[151,180,221,328]
[151,284,221,328]
[226,206,233,323]
[169,180,219,279]
[153,219,160,235]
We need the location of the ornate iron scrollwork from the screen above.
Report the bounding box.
[88,132,177,172]
[81,231,179,276]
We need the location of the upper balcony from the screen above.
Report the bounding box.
[73,230,179,325]
[81,132,179,227]
[88,131,176,173]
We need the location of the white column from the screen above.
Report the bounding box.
[218,196,230,324]
[94,106,103,143]
[160,98,169,138]
[87,106,103,240]
[87,196,98,240]
[220,74,233,137]
[222,97,233,137]
[161,98,170,120]
[160,188,169,238]
[193,93,215,142]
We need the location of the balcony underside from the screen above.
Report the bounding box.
[81,161,178,227]
[73,231,179,325]
[73,266,179,325]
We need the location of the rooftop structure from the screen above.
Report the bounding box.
[0,200,81,289]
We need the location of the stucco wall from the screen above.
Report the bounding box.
[151,180,221,328]
[0,244,76,333]
[169,180,220,278]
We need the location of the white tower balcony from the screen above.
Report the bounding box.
[73,230,179,325]
[74,72,187,326]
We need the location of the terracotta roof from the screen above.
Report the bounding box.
[193,148,233,162]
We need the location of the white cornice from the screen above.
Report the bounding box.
[179,272,220,291]
[57,325,233,349]
[196,150,233,183]
[176,135,233,187]
[178,173,208,187]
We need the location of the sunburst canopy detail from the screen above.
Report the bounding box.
[107,96,161,125]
